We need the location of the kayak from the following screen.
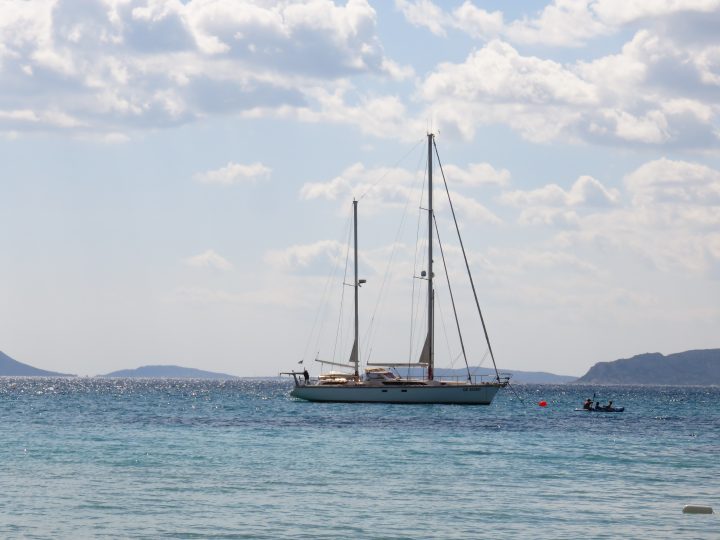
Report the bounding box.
[574,407,624,413]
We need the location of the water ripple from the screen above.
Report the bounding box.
[0,379,718,538]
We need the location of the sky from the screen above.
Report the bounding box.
[1,0,719,377]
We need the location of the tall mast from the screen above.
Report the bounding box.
[427,133,434,381]
[352,199,359,378]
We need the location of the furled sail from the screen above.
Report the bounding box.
[418,333,430,365]
[348,340,357,366]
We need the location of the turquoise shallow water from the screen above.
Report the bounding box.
[0,379,718,539]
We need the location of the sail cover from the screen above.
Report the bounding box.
[418,333,430,365]
[348,340,357,365]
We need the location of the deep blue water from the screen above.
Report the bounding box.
[0,379,718,539]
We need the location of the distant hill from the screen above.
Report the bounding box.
[0,350,74,377]
[398,366,576,384]
[575,349,720,385]
[102,365,239,379]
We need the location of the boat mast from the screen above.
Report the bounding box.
[427,133,434,381]
[352,199,359,379]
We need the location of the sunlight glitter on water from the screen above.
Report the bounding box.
[0,379,718,539]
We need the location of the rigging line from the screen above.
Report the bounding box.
[310,211,353,362]
[358,190,412,366]
[331,214,353,364]
[359,144,426,366]
[302,262,335,363]
[433,212,472,382]
[434,290,455,372]
[470,349,490,370]
[506,381,525,404]
[357,137,425,202]
[410,160,427,364]
[433,140,502,383]
[468,350,491,380]
[358,198,411,365]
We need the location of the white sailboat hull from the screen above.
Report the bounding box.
[291,383,504,404]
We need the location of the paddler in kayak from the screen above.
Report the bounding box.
[582,398,593,410]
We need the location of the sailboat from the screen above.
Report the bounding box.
[286,133,509,404]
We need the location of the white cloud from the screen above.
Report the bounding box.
[184,249,233,271]
[394,0,449,37]
[416,40,601,142]
[592,0,720,27]
[389,1,720,149]
[502,175,620,208]
[398,0,720,47]
[543,159,720,276]
[501,174,622,227]
[301,161,417,201]
[194,162,271,185]
[444,191,501,224]
[422,41,597,106]
[265,240,345,271]
[300,160,502,223]
[441,163,510,186]
[451,2,503,40]
[505,0,611,47]
[0,0,408,135]
[503,158,720,238]
[625,158,720,208]
[1,0,719,151]
[416,27,720,147]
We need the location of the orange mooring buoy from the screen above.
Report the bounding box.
[538,400,548,407]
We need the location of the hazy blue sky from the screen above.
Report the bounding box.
[1,0,719,377]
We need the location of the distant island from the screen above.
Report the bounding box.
[0,350,74,377]
[434,367,577,384]
[398,366,576,384]
[5,347,718,384]
[101,365,239,379]
[575,349,720,385]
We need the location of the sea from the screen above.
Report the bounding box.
[0,379,717,539]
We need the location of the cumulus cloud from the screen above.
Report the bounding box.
[505,0,612,47]
[300,161,501,223]
[502,175,620,208]
[592,0,720,27]
[422,41,597,106]
[500,175,620,226]
[300,162,415,201]
[392,1,720,148]
[624,158,720,211]
[184,249,233,270]
[416,28,720,147]
[0,0,407,135]
[396,0,503,40]
[3,0,720,151]
[416,40,598,142]
[451,2,504,40]
[265,240,345,271]
[398,0,720,47]
[194,162,271,185]
[395,0,448,37]
[441,163,511,186]
[539,159,720,276]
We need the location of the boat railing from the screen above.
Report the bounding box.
[279,371,308,386]
[435,374,510,384]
